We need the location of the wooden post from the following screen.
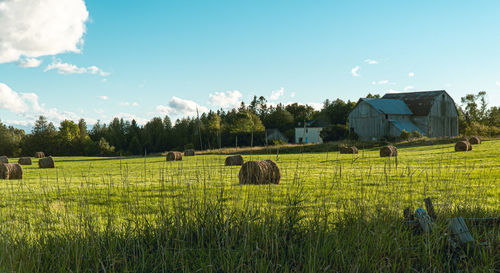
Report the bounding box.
[403,207,413,221]
[415,208,433,233]
[449,217,474,245]
[424,197,437,220]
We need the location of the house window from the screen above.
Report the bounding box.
[385,114,388,120]
[306,128,308,133]
[298,137,303,144]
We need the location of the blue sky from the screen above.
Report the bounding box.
[1,0,499,129]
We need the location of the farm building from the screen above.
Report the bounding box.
[349,90,459,141]
[295,120,328,144]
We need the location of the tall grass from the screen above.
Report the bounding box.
[0,141,498,272]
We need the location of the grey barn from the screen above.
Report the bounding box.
[349,90,459,141]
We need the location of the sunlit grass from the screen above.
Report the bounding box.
[0,140,498,272]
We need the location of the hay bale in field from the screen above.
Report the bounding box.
[455,141,472,152]
[469,136,481,144]
[184,149,195,156]
[380,146,398,157]
[38,156,55,168]
[18,157,32,165]
[225,155,244,166]
[0,156,8,164]
[238,160,280,185]
[166,151,182,161]
[0,163,23,179]
[340,146,359,154]
[35,152,45,158]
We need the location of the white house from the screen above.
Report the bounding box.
[295,120,327,144]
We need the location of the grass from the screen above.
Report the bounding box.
[0,140,498,272]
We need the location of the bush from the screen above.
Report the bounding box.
[272,139,287,146]
[320,124,348,142]
[348,131,359,141]
[464,122,500,137]
[411,130,423,139]
[98,138,115,156]
[400,130,411,141]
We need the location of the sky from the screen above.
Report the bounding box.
[1,0,500,130]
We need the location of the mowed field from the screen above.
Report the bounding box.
[0,140,499,272]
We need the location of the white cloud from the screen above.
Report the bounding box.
[0,82,83,125]
[270,87,284,100]
[44,60,110,76]
[308,102,323,111]
[408,72,415,77]
[0,0,89,64]
[208,90,242,108]
[113,113,148,125]
[18,58,42,68]
[372,80,395,85]
[404,86,414,91]
[351,66,360,77]
[496,81,500,87]
[5,120,32,127]
[290,92,296,98]
[157,96,209,117]
[0,83,29,113]
[364,59,378,64]
[119,102,139,107]
[98,96,108,100]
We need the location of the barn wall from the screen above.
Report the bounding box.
[428,93,459,137]
[411,116,429,135]
[349,102,387,141]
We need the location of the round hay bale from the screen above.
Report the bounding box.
[380,146,397,157]
[469,136,481,145]
[225,155,244,166]
[184,149,195,156]
[340,146,359,154]
[35,152,45,158]
[0,163,23,179]
[0,156,8,164]
[460,137,469,142]
[238,160,281,185]
[166,151,182,161]
[455,141,472,152]
[18,157,32,165]
[38,156,55,168]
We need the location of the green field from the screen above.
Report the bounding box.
[0,140,499,272]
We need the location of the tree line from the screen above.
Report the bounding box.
[0,92,499,157]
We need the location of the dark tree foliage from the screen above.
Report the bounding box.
[319,124,349,142]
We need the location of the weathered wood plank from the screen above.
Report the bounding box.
[449,217,474,245]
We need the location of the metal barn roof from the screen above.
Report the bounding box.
[389,120,425,135]
[382,90,447,116]
[362,98,413,115]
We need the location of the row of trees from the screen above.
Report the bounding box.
[0,95,355,156]
[0,92,498,157]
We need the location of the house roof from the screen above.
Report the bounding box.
[382,90,448,116]
[362,98,413,115]
[389,120,425,135]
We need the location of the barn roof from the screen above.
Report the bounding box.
[389,120,425,135]
[382,90,448,116]
[362,98,413,115]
